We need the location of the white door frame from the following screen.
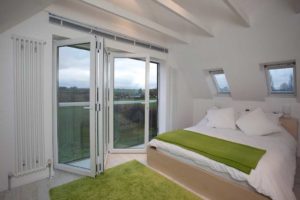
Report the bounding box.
[96,37,104,173]
[53,36,102,176]
[108,53,150,154]
[103,49,110,166]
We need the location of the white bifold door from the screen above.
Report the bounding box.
[53,36,104,176]
[109,54,159,153]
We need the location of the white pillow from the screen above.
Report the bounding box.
[195,106,219,127]
[236,108,281,136]
[207,107,236,129]
[239,111,282,125]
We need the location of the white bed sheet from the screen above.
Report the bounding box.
[149,120,297,200]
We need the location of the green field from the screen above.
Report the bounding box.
[57,106,90,164]
[57,101,158,164]
[113,101,158,148]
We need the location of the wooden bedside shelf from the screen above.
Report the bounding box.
[279,116,298,140]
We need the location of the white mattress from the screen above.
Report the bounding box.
[149,120,297,200]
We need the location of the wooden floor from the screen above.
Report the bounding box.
[105,153,146,169]
[0,154,299,200]
[294,158,300,199]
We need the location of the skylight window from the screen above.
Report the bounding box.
[210,70,230,94]
[264,61,296,95]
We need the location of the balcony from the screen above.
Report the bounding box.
[57,100,158,168]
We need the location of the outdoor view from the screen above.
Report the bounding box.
[113,58,158,149]
[57,43,91,167]
[268,67,294,93]
[214,73,230,93]
[57,47,159,166]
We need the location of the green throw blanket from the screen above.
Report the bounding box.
[155,130,266,174]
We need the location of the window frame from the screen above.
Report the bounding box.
[209,69,231,95]
[148,60,159,141]
[264,61,297,96]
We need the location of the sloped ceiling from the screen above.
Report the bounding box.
[87,0,253,40]
[169,0,300,101]
[103,0,207,37]
[293,0,300,13]
[2,0,299,102]
[0,0,57,33]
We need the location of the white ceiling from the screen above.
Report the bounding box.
[0,0,299,104]
[1,0,299,43]
[0,0,57,33]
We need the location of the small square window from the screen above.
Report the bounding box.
[210,70,230,94]
[264,62,296,95]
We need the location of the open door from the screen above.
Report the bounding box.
[53,36,104,176]
[109,54,151,153]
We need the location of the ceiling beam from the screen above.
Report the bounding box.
[295,0,300,13]
[223,0,250,27]
[153,0,213,37]
[81,0,188,43]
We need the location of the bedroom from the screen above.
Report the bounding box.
[0,0,300,199]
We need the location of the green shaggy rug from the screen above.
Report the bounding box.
[50,160,201,200]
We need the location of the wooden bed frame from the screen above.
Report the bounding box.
[147,117,298,200]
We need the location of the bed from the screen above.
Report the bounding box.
[147,116,298,200]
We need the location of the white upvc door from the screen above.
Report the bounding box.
[53,36,104,176]
[109,53,150,153]
[96,37,105,174]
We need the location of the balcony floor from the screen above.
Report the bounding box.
[68,159,90,169]
[67,145,146,170]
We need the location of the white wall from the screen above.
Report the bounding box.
[0,8,174,191]
[1,0,299,192]
[169,0,300,101]
[166,52,194,130]
[192,97,300,155]
[0,11,91,192]
[167,1,300,130]
[193,97,300,124]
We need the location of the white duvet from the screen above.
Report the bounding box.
[149,121,297,200]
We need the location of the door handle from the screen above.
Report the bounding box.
[83,106,91,110]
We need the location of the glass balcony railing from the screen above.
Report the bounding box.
[57,102,90,165]
[113,100,158,149]
[57,100,158,163]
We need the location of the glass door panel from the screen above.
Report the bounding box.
[113,58,146,149]
[149,62,159,141]
[58,43,91,169]
[55,37,97,176]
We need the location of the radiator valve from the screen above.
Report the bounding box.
[47,159,52,179]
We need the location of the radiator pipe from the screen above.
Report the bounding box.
[8,172,14,191]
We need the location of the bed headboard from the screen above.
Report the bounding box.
[279,117,298,140]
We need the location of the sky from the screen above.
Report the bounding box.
[214,73,230,91]
[213,68,293,92]
[269,67,293,89]
[58,46,157,89]
[114,58,157,89]
[59,46,90,88]
[58,46,293,92]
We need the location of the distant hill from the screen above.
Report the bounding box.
[58,87,158,102]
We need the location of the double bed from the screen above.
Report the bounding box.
[147,116,298,200]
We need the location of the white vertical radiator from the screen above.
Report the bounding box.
[12,35,46,176]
